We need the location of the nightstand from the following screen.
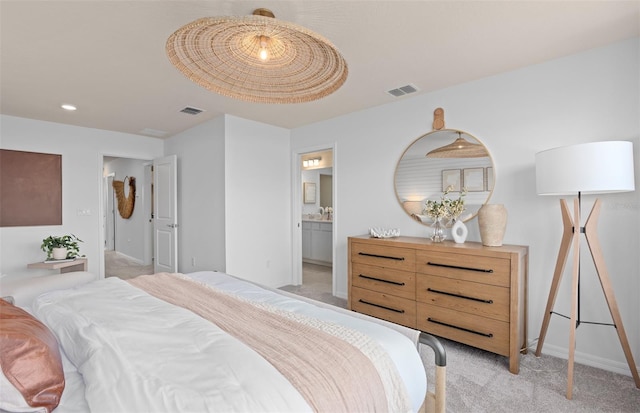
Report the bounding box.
[27,257,88,273]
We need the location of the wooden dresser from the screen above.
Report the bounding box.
[348,235,528,374]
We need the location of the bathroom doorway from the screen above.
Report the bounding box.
[294,147,337,301]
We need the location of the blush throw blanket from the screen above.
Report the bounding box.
[129,272,411,413]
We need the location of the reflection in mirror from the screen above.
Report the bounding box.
[302,166,333,218]
[394,129,494,226]
[320,174,333,207]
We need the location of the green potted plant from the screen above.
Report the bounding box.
[41,234,82,260]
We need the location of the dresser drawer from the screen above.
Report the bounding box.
[351,286,416,328]
[352,263,415,300]
[416,250,510,288]
[417,303,509,356]
[351,242,415,272]
[416,274,509,322]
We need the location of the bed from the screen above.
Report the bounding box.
[0,270,446,413]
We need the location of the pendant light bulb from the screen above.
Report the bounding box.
[259,35,269,61]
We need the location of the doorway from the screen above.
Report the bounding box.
[102,156,153,279]
[297,148,336,301]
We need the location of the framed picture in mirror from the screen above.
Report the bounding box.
[463,168,485,192]
[486,167,495,191]
[442,169,461,192]
[303,182,316,203]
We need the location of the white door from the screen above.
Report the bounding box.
[153,155,178,273]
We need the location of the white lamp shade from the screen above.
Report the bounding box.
[536,141,635,195]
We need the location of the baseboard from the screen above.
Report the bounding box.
[533,341,638,378]
[109,250,144,266]
[335,290,348,300]
[302,258,332,267]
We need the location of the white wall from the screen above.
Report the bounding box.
[164,114,292,288]
[291,37,640,375]
[164,116,226,274]
[0,115,164,281]
[225,115,292,288]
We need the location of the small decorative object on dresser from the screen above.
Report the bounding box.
[477,204,507,246]
[451,218,468,244]
[369,227,400,238]
[348,235,528,374]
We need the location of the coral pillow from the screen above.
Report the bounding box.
[0,299,65,413]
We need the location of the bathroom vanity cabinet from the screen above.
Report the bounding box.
[302,220,333,265]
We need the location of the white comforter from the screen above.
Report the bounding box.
[32,271,426,412]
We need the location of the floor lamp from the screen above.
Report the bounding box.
[534,141,639,399]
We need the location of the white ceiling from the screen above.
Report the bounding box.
[1,1,638,139]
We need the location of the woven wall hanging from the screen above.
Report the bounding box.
[112,176,135,219]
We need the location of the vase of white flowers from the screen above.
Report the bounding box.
[430,217,446,242]
[424,186,467,242]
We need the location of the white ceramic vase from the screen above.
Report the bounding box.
[478,204,507,246]
[451,219,468,244]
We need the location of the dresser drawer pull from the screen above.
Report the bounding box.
[427,288,493,304]
[359,274,405,286]
[359,299,405,313]
[359,252,405,261]
[427,318,494,338]
[427,261,493,273]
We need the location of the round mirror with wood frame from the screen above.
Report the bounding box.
[394,128,495,226]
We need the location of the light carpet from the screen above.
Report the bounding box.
[419,338,639,412]
[280,264,640,413]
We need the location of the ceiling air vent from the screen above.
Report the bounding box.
[180,106,204,115]
[387,84,419,97]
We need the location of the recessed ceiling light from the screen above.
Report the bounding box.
[61,104,77,111]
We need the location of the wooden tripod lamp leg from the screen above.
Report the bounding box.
[566,199,581,400]
[536,199,576,357]
[535,199,581,399]
[584,199,640,388]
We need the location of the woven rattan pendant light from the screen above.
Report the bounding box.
[166,8,348,104]
[426,132,489,158]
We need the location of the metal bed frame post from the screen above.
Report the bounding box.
[419,332,446,413]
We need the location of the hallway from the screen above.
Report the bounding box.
[104,250,153,280]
